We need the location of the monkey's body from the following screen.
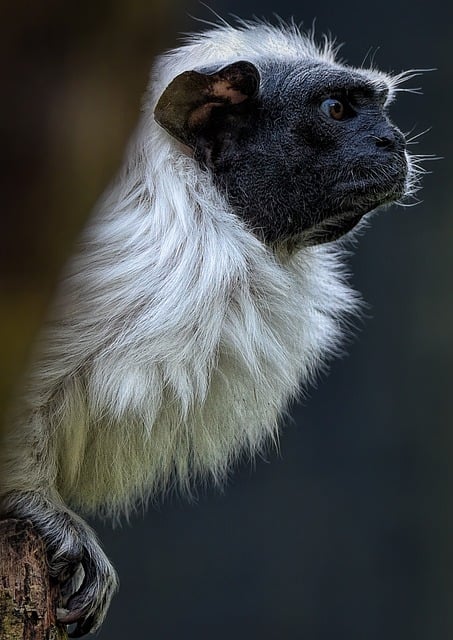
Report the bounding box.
[1,22,418,636]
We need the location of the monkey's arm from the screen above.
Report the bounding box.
[1,382,119,637]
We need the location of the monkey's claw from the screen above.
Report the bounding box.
[54,545,119,636]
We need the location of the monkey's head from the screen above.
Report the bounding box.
[154,50,412,248]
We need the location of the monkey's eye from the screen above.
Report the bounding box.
[320,97,347,121]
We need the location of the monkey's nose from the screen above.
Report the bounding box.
[373,126,406,152]
[375,135,395,150]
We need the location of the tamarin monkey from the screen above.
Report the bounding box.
[0,20,423,636]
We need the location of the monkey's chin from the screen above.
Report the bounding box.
[302,182,406,246]
[300,211,366,246]
[275,208,371,252]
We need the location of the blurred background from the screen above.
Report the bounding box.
[1,1,451,639]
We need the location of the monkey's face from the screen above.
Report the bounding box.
[155,59,410,246]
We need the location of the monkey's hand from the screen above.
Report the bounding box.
[1,490,118,637]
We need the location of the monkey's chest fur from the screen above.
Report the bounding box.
[37,202,353,517]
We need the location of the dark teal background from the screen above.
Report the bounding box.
[95,2,452,638]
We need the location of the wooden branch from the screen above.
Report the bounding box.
[0,519,67,640]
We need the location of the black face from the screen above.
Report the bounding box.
[155,59,409,247]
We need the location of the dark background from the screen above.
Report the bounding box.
[3,1,451,638]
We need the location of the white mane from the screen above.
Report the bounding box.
[21,23,364,518]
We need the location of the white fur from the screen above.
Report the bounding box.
[5,22,404,520]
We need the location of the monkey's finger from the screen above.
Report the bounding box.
[58,608,84,625]
[67,615,96,638]
[57,553,118,635]
[58,599,100,636]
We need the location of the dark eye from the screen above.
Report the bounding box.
[320,98,346,121]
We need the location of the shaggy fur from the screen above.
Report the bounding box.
[0,20,419,636]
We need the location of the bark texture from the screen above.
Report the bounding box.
[0,519,67,640]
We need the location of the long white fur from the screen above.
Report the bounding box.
[4,21,409,520]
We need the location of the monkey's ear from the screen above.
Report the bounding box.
[154,61,260,148]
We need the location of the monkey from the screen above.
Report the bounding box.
[0,19,422,637]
